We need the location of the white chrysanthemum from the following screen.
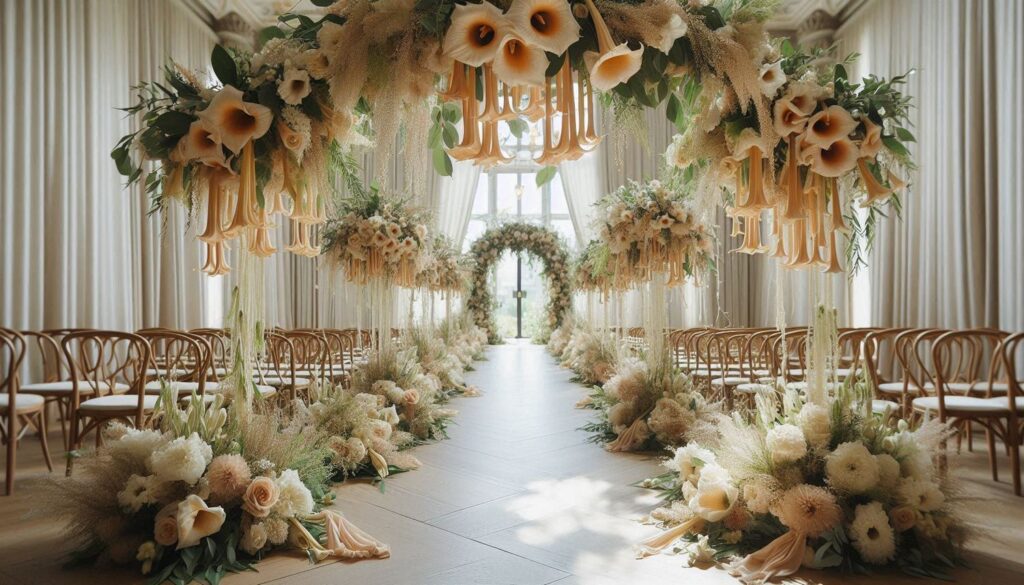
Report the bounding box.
[106,428,167,463]
[272,469,314,518]
[875,454,901,490]
[898,477,945,512]
[797,403,831,448]
[899,449,934,481]
[116,474,160,512]
[147,432,213,486]
[825,442,879,493]
[775,484,842,537]
[766,424,807,464]
[264,516,290,545]
[240,521,268,555]
[849,501,896,565]
[668,443,717,484]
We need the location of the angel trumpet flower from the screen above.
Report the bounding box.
[583,77,602,145]
[534,75,560,165]
[449,67,482,161]
[857,158,894,206]
[496,84,519,121]
[507,0,581,54]
[443,1,508,67]
[858,117,883,158]
[827,178,849,233]
[781,139,805,221]
[249,209,277,258]
[494,34,548,88]
[438,61,468,102]
[738,145,771,211]
[198,173,228,244]
[523,85,545,121]
[824,229,844,273]
[201,242,231,276]
[582,0,643,91]
[809,137,859,178]
[475,120,513,167]
[785,219,811,268]
[197,86,272,155]
[286,219,320,257]
[553,64,584,161]
[265,155,289,216]
[803,105,858,148]
[736,214,766,254]
[223,141,261,238]
[478,64,502,123]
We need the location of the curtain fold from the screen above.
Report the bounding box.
[559,150,604,242]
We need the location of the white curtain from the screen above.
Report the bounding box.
[838,0,1024,331]
[559,150,603,242]
[435,159,481,243]
[1,0,215,331]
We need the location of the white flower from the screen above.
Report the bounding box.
[849,501,896,564]
[106,428,167,463]
[669,443,717,484]
[381,405,400,426]
[148,433,213,486]
[875,454,901,490]
[689,463,737,522]
[759,60,786,96]
[687,534,715,566]
[825,442,879,493]
[117,474,160,512]
[240,521,268,555]
[176,495,226,549]
[766,424,807,464]
[265,516,290,545]
[278,65,311,106]
[742,475,779,514]
[797,403,831,448]
[898,477,945,512]
[272,469,314,518]
[655,13,688,54]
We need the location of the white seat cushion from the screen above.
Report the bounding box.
[877,382,930,395]
[786,381,843,391]
[912,395,1010,414]
[711,376,749,386]
[945,381,1009,395]
[985,396,1024,412]
[871,399,900,414]
[0,394,45,412]
[144,381,220,395]
[736,383,772,395]
[20,381,127,395]
[79,395,160,412]
[751,368,772,377]
[145,368,191,378]
[256,376,311,387]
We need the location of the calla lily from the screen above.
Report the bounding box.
[759,60,786,97]
[507,0,580,54]
[278,121,308,158]
[773,98,810,137]
[278,66,311,106]
[690,479,738,522]
[171,120,229,169]
[443,1,508,66]
[809,137,859,177]
[493,35,548,87]
[582,0,643,91]
[857,158,894,206]
[198,85,273,155]
[368,449,389,479]
[655,13,688,54]
[803,105,858,148]
[175,495,226,549]
[858,117,883,158]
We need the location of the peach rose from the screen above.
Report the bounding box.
[403,389,420,405]
[890,505,916,532]
[154,503,178,546]
[242,476,279,518]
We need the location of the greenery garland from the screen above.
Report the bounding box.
[466,223,573,343]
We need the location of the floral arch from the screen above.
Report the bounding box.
[467,223,573,344]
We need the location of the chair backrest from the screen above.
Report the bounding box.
[0,330,27,409]
[277,330,328,380]
[189,328,231,382]
[931,329,1008,417]
[60,330,151,414]
[137,329,208,393]
[892,328,941,393]
[18,330,68,383]
[837,328,877,370]
[744,329,778,380]
[862,328,909,390]
[998,332,1024,417]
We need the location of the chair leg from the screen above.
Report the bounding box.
[35,412,53,473]
[986,425,998,482]
[65,410,80,477]
[1008,421,1021,497]
[6,413,16,495]
[56,398,69,451]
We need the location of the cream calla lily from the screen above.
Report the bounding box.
[198,85,273,155]
[759,60,786,97]
[803,105,858,148]
[507,0,580,54]
[655,13,688,54]
[690,478,738,522]
[809,136,860,177]
[582,0,643,91]
[493,35,548,87]
[858,117,883,158]
[278,66,311,106]
[773,97,810,137]
[443,1,509,67]
[171,119,229,169]
[175,495,226,549]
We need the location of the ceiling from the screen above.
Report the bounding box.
[185,0,854,37]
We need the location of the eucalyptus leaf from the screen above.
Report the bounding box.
[536,165,557,187]
[432,148,453,176]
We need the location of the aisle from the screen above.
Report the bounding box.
[293,340,683,585]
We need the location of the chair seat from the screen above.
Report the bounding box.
[711,376,749,387]
[179,384,276,402]
[946,381,1009,395]
[736,383,772,394]
[785,381,843,391]
[0,394,45,412]
[871,399,900,414]
[912,395,1011,414]
[751,368,772,377]
[20,381,127,395]
[877,382,931,395]
[144,381,219,395]
[145,368,190,378]
[256,376,311,387]
[79,395,161,412]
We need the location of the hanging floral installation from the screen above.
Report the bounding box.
[415,234,469,296]
[466,222,573,343]
[663,41,914,273]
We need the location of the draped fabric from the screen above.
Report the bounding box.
[837,0,1024,331]
[558,150,603,242]
[1,0,215,331]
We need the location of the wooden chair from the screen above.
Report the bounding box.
[189,328,232,383]
[137,329,210,401]
[916,330,1015,489]
[863,328,914,415]
[1,329,52,494]
[62,330,153,475]
[996,332,1024,495]
[17,330,81,449]
[257,332,311,403]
